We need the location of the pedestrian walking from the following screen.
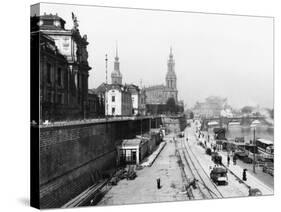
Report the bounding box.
[213,145,216,152]
[227,155,230,167]
[233,155,237,165]
[242,169,247,181]
[157,178,161,189]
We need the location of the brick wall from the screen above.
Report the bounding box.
[38,117,162,208]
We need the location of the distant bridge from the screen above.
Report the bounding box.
[201,115,266,130]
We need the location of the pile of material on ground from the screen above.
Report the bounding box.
[108,166,137,186]
[109,169,128,186]
[126,165,137,180]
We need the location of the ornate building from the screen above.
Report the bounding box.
[111,46,122,84]
[144,48,178,105]
[32,13,91,121]
[192,96,228,118]
[95,46,146,116]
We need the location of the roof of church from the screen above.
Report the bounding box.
[144,84,177,92]
[144,84,166,90]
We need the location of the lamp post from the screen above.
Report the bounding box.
[251,123,257,174]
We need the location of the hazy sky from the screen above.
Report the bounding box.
[32,3,274,109]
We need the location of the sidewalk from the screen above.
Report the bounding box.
[141,142,167,167]
[98,134,187,206]
[220,151,273,195]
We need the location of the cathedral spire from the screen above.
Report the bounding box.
[111,43,122,84]
[115,41,119,59]
[166,47,176,89]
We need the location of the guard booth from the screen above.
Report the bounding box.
[117,138,149,165]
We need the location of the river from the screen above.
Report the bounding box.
[226,124,274,142]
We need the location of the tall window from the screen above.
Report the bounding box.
[57,67,62,86]
[47,63,51,84]
[112,107,115,115]
[112,96,115,102]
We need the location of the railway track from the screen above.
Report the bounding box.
[174,135,223,200]
[174,141,195,200]
[182,137,223,199]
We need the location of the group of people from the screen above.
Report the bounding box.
[227,154,237,166]
[196,125,249,183]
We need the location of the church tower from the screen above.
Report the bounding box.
[166,47,177,89]
[111,45,122,84]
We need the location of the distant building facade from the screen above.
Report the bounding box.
[87,89,104,118]
[127,84,141,115]
[193,96,227,118]
[105,84,132,116]
[32,13,91,121]
[94,48,147,117]
[144,48,178,105]
[139,89,147,115]
[94,83,107,116]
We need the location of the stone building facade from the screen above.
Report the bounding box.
[38,33,70,121]
[32,13,91,121]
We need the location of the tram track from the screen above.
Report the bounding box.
[174,140,195,200]
[175,135,219,200]
[182,137,223,199]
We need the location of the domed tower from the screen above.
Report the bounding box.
[166,47,177,89]
[111,45,122,84]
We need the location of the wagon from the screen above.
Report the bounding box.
[210,166,228,185]
[206,148,212,155]
[211,152,222,165]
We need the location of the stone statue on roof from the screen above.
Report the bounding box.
[71,12,79,30]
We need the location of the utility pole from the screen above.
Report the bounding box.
[105,54,108,85]
[105,54,108,120]
[253,127,256,173]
